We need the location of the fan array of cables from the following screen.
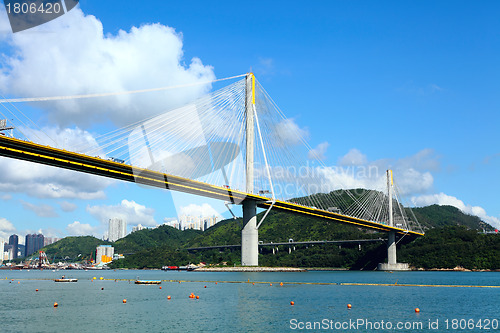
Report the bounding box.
[0,74,422,233]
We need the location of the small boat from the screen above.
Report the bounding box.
[162,264,198,271]
[135,280,161,285]
[54,278,78,282]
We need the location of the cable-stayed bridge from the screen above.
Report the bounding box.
[0,73,423,269]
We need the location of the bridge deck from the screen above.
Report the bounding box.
[0,136,424,237]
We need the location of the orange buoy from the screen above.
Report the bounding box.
[290,301,294,306]
[204,286,207,288]
[167,296,171,300]
[101,287,104,290]
[159,286,162,289]
[280,282,283,286]
[196,296,199,299]
[53,302,58,307]
[415,308,420,313]
[252,283,255,285]
[270,283,272,286]
[123,299,127,304]
[36,289,39,292]
[215,282,218,285]
[17,281,20,284]
[347,304,352,309]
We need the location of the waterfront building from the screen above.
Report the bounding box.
[96,245,114,264]
[8,234,18,259]
[25,234,44,257]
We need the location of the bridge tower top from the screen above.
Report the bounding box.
[387,169,394,228]
[245,73,256,194]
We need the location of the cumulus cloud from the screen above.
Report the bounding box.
[0,126,112,199]
[0,7,215,127]
[308,141,329,160]
[338,148,368,166]
[66,221,97,236]
[0,217,16,240]
[274,119,309,146]
[395,148,440,172]
[20,200,58,218]
[318,148,435,196]
[178,203,222,219]
[411,193,500,229]
[87,199,156,227]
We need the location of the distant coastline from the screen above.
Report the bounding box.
[194,266,307,272]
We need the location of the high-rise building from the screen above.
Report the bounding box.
[95,245,114,264]
[25,234,44,257]
[131,224,147,233]
[44,237,60,246]
[177,215,219,231]
[108,218,126,242]
[8,234,18,259]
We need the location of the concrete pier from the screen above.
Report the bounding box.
[378,171,409,271]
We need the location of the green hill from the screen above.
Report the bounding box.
[113,225,202,254]
[399,226,500,269]
[38,190,499,270]
[40,236,111,262]
[411,205,493,231]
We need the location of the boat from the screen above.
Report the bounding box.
[134,280,161,285]
[161,264,198,271]
[54,278,78,282]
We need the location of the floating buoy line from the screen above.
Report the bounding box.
[3,277,499,288]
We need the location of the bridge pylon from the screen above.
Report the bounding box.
[241,73,259,266]
[378,170,410,271]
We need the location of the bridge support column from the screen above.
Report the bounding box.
[378,170,409,271]
[241,199,258,266]
[378,231,409,271]
[241,73,259,266]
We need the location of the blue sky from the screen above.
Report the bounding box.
[0,0,498,242]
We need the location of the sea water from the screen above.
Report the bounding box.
[0,270,498,332]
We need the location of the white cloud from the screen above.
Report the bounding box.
[311,149,436,196]
[87,199,156,227]
[40,227,62,239]
[66,221,97,236]
[274,119,309,146]
[411,193,500,229]
[0,126,112,199]
[308,141,329,160]
[59,201,78,212]
[0,7,215,127]
[338,148,368,166]
[0,217,16,241]
[395,148,440,172]
[20,200,58,218]
[178,203,222,219]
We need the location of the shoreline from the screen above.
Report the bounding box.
[194,266,307,272]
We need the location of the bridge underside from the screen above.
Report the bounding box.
[0,136,424,238]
